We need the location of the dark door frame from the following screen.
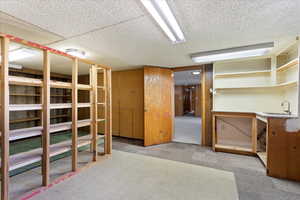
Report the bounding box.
[171,64,213,146]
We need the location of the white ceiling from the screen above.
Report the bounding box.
[174,70,201,86]
[1,0,300,73]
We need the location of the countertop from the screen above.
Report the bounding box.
[212,110,298,118]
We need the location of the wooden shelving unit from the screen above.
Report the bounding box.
[0,33,112,200]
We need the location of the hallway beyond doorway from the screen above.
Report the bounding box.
[173,116,201,144]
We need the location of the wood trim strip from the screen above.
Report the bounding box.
[0,33,111,69]
[1,36,10,200]
[212,115,216,151]
[42,50,50,186]
[72,58,78,171]
[171,65,204,72]
[215,144,256,156]
[213,113,256,118]
[252,118,258,153]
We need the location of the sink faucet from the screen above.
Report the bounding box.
[281,100,291,115]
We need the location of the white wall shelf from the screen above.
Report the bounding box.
[213,39,299,114]
[276,58,299,73]
[215,80,298,90]
[214,70,271,78]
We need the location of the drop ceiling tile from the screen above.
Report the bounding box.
[0,0,144,37]
[172,0,300,53]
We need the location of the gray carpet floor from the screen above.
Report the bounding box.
[174,116,201,144]
[30,151,238,200]
[7,137,300,200]
[111,137,300,200]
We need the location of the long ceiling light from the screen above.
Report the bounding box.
[9,48,37,61]
[141,0,185,44]
[190,42,274,63]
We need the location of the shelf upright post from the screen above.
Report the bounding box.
[72,58,78,171]
[91,65,98,161]
[42,50,50,186]
[89,66,94,154]
[1,36,10,200]
[104,68,112,154]
[271,55,277,85]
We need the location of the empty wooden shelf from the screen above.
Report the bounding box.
[3,135,104,172]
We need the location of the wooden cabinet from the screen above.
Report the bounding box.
[267,118,300,181]
[213,112,300,181]
[112,67,173,146]
[112,69,144,139]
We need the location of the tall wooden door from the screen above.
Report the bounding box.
[144,67,173,146]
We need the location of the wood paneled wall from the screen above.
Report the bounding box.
[201,64,213,146]
[267,118,300,181]
[175,84,201,117]
[195,84,202,117]
[175,86,184,116]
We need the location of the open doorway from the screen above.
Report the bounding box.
[173,70,202,144]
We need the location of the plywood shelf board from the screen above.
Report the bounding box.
[9,103,90,111]
[50,80,71,89]
[9,104,42,111]
[10,115,69,124]
[4,135,93,171]
[10,93,40,97]
[215,70,271,78]
[78,84,91,90]
[10,117,40,123]
[8,76,89,90]
[9,119,91,141]
[9,76,42,86]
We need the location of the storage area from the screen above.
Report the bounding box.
[0,34,112,199]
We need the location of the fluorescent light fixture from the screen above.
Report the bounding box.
[65,48,86,59]
[192,71,200,75]
[9,48,37,61]
[141,0,185,43]
[191,42,274,63]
